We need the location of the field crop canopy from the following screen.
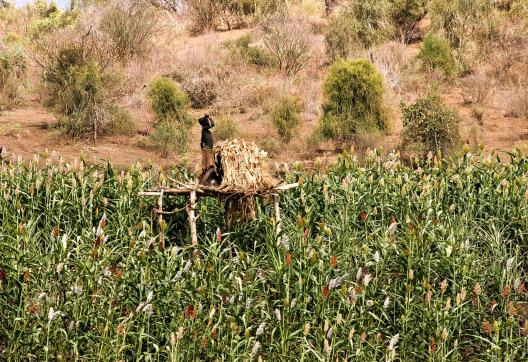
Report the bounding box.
[1,150,528,360]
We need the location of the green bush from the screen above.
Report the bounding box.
[148,77,192,155]
[417,33,458,77]
[319,59,391,140]
[148,121,188,157]
[56,60,133,141]
[148,77,190,123]
[325,0,393,61]
[43,45,87,108]
[0,46,27,109]
[259,137,280,156]
[401,95,461,155]
[28,2,77,39]
[3,32,23,45]
[271,96,302,143]
[428,0,498,49]
[227,35,270,66]
[214,116,240,140]
[100,2,158,63]
[108,106,135,136]
[324,16,356,62]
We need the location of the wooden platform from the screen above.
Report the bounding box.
[139,182,299,246]
[139,182,299,197]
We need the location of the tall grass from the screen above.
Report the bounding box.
[1,149,528,360]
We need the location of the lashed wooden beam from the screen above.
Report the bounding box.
[139,183,299,197]
[139,182,299,246]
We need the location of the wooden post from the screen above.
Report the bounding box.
[188,190,198,245]
[273,194,281,239]
[158,189,164,251]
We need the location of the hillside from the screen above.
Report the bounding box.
[0,0,527,167]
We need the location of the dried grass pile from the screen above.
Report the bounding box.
[214,139,279,226]
[215,139,278,191]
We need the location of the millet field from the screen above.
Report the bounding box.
[1,149,528,361]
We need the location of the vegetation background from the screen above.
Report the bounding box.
[0,0,527,166]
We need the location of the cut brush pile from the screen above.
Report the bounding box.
[213,139,279,226]
[215,139,278,191]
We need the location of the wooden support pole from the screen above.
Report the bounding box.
[275,183,299,191]
[273,194,281,239]
[158,190,164,251]
[188,190,198,246]
[138,191,161,196]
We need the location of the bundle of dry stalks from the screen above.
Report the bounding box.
[213,139,279,227]
[215,139,278,191]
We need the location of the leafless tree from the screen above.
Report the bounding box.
[259,15,314,76]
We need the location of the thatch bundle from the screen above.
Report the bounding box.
[213,139,279,226]
[214,139,278,191]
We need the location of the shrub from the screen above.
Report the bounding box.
[182,76,218,109]
[148,77,190,123]
[108,107,135,136]
[459,74,492,105]
[56,61,133,142]
[259,137,280,156]
[214,116,240,140]
[185,0,267,33]
[428,0,498,49]
[41,44,87,107]
[505,86,528,120]
[226,35,271,66]
[390,0,428,43]
[370,41,408,94]
[148,120,188,157]
[510,0,528,18]
[256,0,287,15]
[259,14,313,76]
[27,3,77,40]
[325,0,393,61]
[148,77,192,155]
[471,105,484,126]
[401,95,461,155]
[33,27,117,106]
[0,47,27,109]
[148,0,185,13]
[4,32,23,45]
[417,33,457,77]
[324,16,356,61]
[319,59,391,140]
[271,96,302,143]
[100,1,158,63]
[0,122,23,137]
